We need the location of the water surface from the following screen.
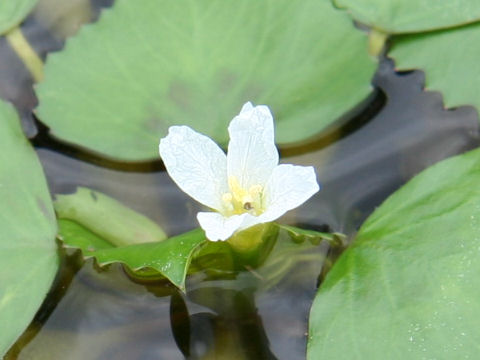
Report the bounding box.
[2,1,479,358]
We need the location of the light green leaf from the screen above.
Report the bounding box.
[335,0,480,34]
[0,100,58,357]
[36,0,375,161]
[0,0,38,35]
[58,220,206,290]
[54,187,167,247]
[390,23,480,111]
[308,148,480,359]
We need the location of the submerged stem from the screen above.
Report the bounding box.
[368,28,388,57]
[6,26,44,82]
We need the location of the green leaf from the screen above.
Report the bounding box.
[335,0,480,34]
[54,187,167,246]
[390,23,480,111]
[57,219,113,253]
[277,224,346,247]
[58,220,206,290]
[188,239,236,275]
[308,148,480,359]
[239,225,331,290]
[36,0,375,161]
[0,100,58,357]
[0,0,38,35]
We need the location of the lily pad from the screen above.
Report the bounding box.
[0,100,58,357]
[58,219,206,290]
[36,0,375,161]
[308,148,480,359]
[335,0,480,34]
[390,22,480,112]
[0,0,38,35]
[54,187,167,246]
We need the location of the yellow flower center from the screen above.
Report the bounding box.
[222,176,264,216]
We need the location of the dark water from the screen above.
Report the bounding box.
[3,1,480,359]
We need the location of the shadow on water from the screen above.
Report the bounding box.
[170,289,278,360]
[288,59,479,235]
[2,0,480,358]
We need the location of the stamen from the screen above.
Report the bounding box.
[249,184,262,195]
[222,176,264,216]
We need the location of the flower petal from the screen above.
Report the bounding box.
[159,126,227,211]
[197,212,250,241]
[227,102,279,189]
[259,164,320,223]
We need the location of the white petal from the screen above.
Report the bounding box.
[236,212,266,231]
[258,164,320,223]
[197,212,250,241]
[159,126,227,211]
[227,102,279,188]
[239,101,254,113]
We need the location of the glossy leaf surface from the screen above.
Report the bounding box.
[308,148,480,359]
[58,220,205,290]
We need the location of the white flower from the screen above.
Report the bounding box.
[159,102,320,242]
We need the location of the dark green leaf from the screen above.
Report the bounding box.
[308,148,480,359]
[58,220,206,290]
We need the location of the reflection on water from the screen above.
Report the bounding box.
[290,60,479,234]
[2,0,480,358]
[9,242,325,360]
[12,260,183,360]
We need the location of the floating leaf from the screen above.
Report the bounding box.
[34,0,93,38]
[335,0,480,34]
[58,220,205,290]
[190,223,342,278]
[390,22,480,112]
[57,219,113,253]
[58,214,343,290]
[308,148,480,359]
[0,0,38,35]
[54,187,167,246]
[36,0,375,161]
[0,100,58,357]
